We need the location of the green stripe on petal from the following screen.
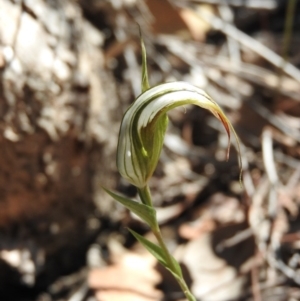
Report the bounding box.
[117,81,242,188]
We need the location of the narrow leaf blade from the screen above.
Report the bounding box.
[103,188,157,229]
[128,229,183,278]
[128,228,167,266]
[166,260,183,279]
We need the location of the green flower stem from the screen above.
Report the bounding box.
[138,185,196,301]
[138,185,153,207]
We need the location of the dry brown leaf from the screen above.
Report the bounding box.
[176,226,253,301]
[89,251,162,301]
[179,193,245,240]
[179,219,216,240]
[179,5,214,41]
[145,0,190,36]
[95,290,159,301]
[175,193,252,300]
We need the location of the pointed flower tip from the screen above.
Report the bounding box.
[216,111,243,184]
[117,81,243,188]
[140,31,150,93]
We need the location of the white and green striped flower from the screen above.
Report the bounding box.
[117,38,241,188]
[109,37,242,301]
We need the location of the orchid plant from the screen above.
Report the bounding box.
[104,35,242,301]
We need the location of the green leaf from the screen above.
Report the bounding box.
[139,28,150,93]
[167,256,183,278]
[128,228,168,266]
[128,229,183,278]
[103,188,158,229]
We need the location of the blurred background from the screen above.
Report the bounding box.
[0,0,300,300]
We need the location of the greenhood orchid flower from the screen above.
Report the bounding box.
[107,34,242,301]
[117,81,241,188]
